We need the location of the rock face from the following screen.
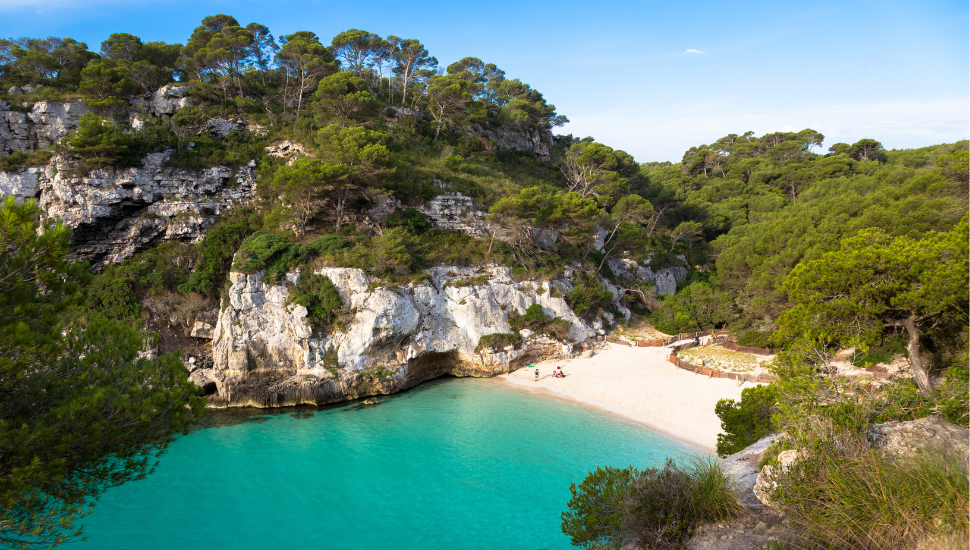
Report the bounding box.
[607,257,688,296]
[867,415,969,459]
[149,85,190,116]
[206,117,266,138]
[416,192,489,238]
[0,99,87,154]
[204,265,595,408]
[3,152,256,267]
[753,449,802,509]
[468,123,553,161]
[721,434,781,509]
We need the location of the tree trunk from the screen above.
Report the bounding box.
[335,195,345,232]
[903,313,933,396]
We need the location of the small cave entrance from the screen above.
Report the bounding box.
[201,381,218,396]
[405,350,462,381]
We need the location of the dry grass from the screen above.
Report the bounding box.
[678,346,770,374]
[776,439,969,550]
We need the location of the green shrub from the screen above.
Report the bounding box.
[368,226,427,275]
[849,334,906,367]
[475,333,522,353]
[736,330,777,349]
[566,275,613,319]
[179,219,258,296]
[232,231,351,283]
[562,459,743,550]
[938,366,969,427]
[650,281,735,334]
[547,318,572,340]
[86,277,140,320]
[561,465,639,549]
[714,384,778,457]
[383,208,429,235]
[101,241,192,298]
[289,273,342,329]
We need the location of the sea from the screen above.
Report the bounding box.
[71,376,693,549]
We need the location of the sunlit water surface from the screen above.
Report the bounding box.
[72,377,693,549]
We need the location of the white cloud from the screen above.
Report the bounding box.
[685,49,704,54]
[560,98,970,162]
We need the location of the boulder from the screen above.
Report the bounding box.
[149,85,190,116]
[190,321,214,339]
[753,449,801,509]
[867,415,969,459]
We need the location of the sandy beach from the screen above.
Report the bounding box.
[496,343,752,453]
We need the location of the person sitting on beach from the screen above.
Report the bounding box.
[534,368,539,381]
[555,366,564,378]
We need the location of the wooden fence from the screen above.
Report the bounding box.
[667,353,778,383]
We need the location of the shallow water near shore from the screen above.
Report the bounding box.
[74,377,692,550]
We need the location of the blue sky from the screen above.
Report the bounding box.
[1,0,967,162]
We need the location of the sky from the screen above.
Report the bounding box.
[1,0,967,162]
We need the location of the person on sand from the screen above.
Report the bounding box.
[555,366,564,378]
[534,368,539,381]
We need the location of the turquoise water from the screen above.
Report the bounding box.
[72,377,692,550]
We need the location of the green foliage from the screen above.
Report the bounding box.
[61,112,141,171]
[714,384,777,457]
[937,366,969,427]
[232,231,351,282]
[474,332,523,353]
[179,216,261,297]
[0,197,203,548]
[735,330,777,349]
[505,303,573,341]
[778,216,969,394]
[311,71,380,125]
[848,334,905,368]
[288,272,342,329]
[561,459,742,550]
[366,226,427,275]
[566,275,613,319]
[382,208,429,234]
[650,280,735,334]
[85,277,140,320]
[561,465,638,549]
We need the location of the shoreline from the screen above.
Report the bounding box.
[491,374,715,453]
[493,343,753,455]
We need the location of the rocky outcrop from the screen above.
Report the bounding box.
[468,123,552,161]
[867,415,969,459]
[0,99,87,154]
[753,449,802,509]
[149,85,190,116]
[3,151,256,267]
[416,192,489,238]
[607,257,688,296]
[721,434,781,509]
[201,265,596,408]
[206,117,267,138]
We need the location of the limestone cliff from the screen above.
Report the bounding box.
[0,99,87,154]
[196,265,598,408]
[1,151,256,267]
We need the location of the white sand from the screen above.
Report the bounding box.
[495,343,751,453]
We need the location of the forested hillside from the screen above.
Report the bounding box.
[1,14,966,357]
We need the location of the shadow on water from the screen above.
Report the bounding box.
[196,375,465,430]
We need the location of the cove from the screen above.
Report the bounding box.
[73,377,693,550]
